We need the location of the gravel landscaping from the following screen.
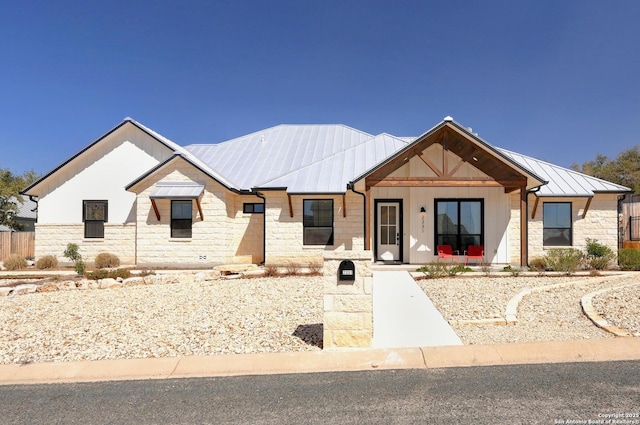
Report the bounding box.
[0,271,638,365]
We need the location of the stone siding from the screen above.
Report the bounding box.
[34,223,136,264]
[323,251,373,348]
[263,192,365,265]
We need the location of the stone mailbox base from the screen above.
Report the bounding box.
[323,251,373,349]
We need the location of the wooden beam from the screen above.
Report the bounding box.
[342,194,346,218]
[368,177,505,188]
[151,199,160,221]
[582,197,593,218]
[287,194,293,218]
[520,187,527,267]
[531,197,539,219]
[195,198,204,220]
[418,154,443,176]
[446,158,466,177]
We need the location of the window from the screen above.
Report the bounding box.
[303,199,333,245]
[171,200,192,238]
[543,202,572,246]
[435,199,483,253]
[243,203,264,213]
[83,200,108,238]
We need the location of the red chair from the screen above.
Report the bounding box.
[465,245,484,265]
[437,245,459,262]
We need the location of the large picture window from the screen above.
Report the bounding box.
[543,202,572,246]
[435,199,483,253]
[303,199,334,245]
[83,200,108,238]
[171,200,193,238]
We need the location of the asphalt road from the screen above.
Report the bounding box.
[1,361,639,424]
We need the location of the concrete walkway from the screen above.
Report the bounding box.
[372,271,463,348]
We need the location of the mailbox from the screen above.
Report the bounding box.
[338,260,356,282]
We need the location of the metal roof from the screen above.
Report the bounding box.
[184,124,375,190]
[498,148,631,196]
[149,182,205,199]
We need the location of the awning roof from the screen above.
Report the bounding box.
[149,182,205,199]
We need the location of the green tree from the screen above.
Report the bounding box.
[571,146,640,193]
[0,168,39,230]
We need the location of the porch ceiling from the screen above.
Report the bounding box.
[365,124,529,192]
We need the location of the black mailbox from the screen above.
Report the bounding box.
[338,260,356,282]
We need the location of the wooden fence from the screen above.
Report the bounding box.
[0,232,35,260]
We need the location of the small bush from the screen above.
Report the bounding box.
[618,248,640,271]
[544,248,584,275]
[263,264,280,277]
[74,259,86,275]
[63,243,84,275]
[481,263,492,276]
[529,257,547,272]
[308,262,323,276]
[94,252,120,269]
[443,262,467,276]
[417,262,446,279]
[85,268,131,280]
[36,255,58,270]
[285,262,301,276]
[584,238,615,271]
[4,254,28,271]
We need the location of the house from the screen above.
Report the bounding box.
[21,116,631,267]
[0,196,37,232]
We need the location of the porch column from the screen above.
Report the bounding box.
[520,186,527,267]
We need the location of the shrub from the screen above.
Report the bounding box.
[544,248,584,275]
[263,264,280,277]
[584,238,615,271]
[63,243,84,275]
[85,268,131,280]
[285,262,301,276]
[444,262,467,276]
[529,257,546,272]
[618,248,640,271]
[503,265,522,277]
[36,255,58,270]
[3,254,28,271]
[308,262,323,276]
[94,252,120,269]
[417,262,446,279]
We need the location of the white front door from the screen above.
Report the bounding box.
[377,202,400,261]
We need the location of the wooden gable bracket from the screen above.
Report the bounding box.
[195,198,204,220]
[288,194,293,218]
[151,199,161,221]
[342,194,347,218]
[531,197,539,220]
[582,197,592,218]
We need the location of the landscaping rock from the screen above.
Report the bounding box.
[11,284,38,296]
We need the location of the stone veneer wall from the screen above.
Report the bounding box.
[34,223,136,264]
[508,193,620,265]
[263,192,365,265]
[323,250,373,349]
[528,194,620,260]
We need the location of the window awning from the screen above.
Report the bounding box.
[148,182,205,221]
[149,182,205,199]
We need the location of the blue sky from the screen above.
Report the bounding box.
[1,0,639,175]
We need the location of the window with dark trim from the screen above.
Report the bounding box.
[171,200,193,238]
[83,200,108,238]
[434,199,483,253]
[543,202,572,246]
[303,199,334,245]
[243,203,264,213]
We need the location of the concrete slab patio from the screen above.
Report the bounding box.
[372,270,463,348]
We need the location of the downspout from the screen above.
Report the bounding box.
[348,182,367,251]
[525,186,542,267]
[255,191,266,265]
[28,195,38,223]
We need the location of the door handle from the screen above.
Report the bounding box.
[396,233,400,245]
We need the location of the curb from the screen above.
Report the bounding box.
[1,338,639,386]
[581,282,640,337]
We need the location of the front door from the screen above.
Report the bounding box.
[376,201,401,262]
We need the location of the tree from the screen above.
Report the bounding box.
[0,168,39,231]
[571,146,640,193]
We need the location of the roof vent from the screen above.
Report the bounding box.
[260,134,265,143]
[443,116,453,122]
